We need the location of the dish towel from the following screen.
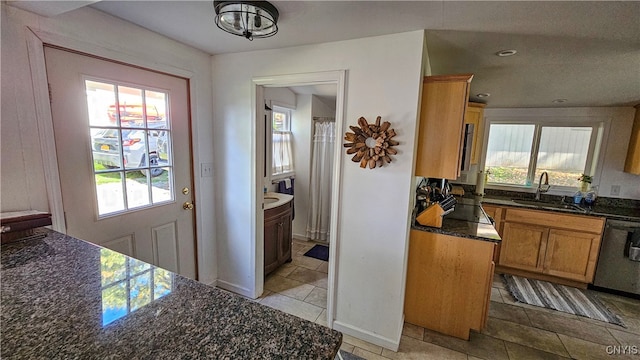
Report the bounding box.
[277,178,295,220]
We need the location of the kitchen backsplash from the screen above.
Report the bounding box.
[457,184,640,210]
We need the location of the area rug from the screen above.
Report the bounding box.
[303,244,329,262]
[502,274,625,327]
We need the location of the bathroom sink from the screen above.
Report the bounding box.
[264,192,294,210]
[511,199,587,213]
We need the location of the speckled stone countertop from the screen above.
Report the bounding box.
[481,196,640,222]
[1,229,342,359]
[411,201,501,243]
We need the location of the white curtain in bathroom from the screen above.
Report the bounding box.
[272,131,293,175]
[306,121,335,242]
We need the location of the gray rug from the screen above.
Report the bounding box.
[502,274,625,327]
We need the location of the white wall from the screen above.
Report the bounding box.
[212,30,425,349]
[483,107,639,199]
[0,4,217,284]
[291,94,313,238]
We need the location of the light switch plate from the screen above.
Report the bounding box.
[610,185,621,196]
[201,163,213,178]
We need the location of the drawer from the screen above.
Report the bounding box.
[504,208,604,234]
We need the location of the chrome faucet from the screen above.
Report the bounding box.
[535,171,550,200]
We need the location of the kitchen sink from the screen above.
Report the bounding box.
[511,199,588,213]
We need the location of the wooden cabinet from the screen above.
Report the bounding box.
[500,222,549,273]
[544,229,602,282]
[493,205,605,286]
[464,102,486,165]
[404,230,495,340]
[624,104,640,174]
[415,74,473,180]
[264,200,293,276]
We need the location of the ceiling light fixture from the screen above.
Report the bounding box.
[552,98,568,103]
[213,1,279,41]
[476,93,490,98]
[496,49,518,57]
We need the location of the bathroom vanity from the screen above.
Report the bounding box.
[264,192,294,276]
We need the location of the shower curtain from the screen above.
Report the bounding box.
[306,121,335,242]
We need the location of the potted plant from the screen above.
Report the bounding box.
[578,174,592,192]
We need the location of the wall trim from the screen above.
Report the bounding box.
[25,28,66,232]
[216,279,254,298]
[333,320,400,352]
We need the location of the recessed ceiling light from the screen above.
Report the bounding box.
[552,98,568,103]
[476,93,490,98]
[496,49,518,57]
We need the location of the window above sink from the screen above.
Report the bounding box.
[484,118,604,192]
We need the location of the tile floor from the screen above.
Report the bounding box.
[257,239,640,360]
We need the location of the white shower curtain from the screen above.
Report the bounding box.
[306,121,335,242]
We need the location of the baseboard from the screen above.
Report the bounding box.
[292,233,309,241]
[215,279,255,298]
[332,320,400,352]
[204,279,217,287]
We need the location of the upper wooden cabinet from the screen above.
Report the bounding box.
[415,74,473,179]
[465,102,486,165]
[624,105,640,174]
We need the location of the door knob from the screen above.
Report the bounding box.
[183,201,194,210]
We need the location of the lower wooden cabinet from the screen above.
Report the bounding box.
[544,229,602,282]
[264,200,293,276]
[492,205,605,285]
[404,230,495,340]
[500,222,549,273]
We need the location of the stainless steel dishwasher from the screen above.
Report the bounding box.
[593,218,640,296]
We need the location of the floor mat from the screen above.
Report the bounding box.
[303,244,329,262]
[502,274,625,327]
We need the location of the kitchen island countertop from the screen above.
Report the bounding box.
[1,229,342,359]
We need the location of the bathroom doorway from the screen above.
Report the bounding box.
[252,71,346,328]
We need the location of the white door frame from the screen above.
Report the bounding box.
[24,27,204,278]
[252,71,346,328]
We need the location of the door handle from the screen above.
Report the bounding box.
[183,201,194,210]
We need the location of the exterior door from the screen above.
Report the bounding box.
[44,46,196,279]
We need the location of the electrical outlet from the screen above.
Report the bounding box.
[610,185,621,196]
[201,163,213,178]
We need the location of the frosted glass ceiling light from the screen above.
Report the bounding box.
[214,1,279,41]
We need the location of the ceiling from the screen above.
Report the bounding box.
[10,1,640,108]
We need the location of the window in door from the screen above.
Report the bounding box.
[85,80,174,217]
[272,106,294,176]
[485,122,601,189]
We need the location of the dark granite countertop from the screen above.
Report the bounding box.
[481,196,640,222]
[411,201,502,243]
[1,229,342,359]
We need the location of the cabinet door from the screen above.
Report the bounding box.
[465,102,486,165]
[500,222,549,272]
[264,215,281,275]
[544,229,602,283]
[415,74,473,179]
[278,210,292,263]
